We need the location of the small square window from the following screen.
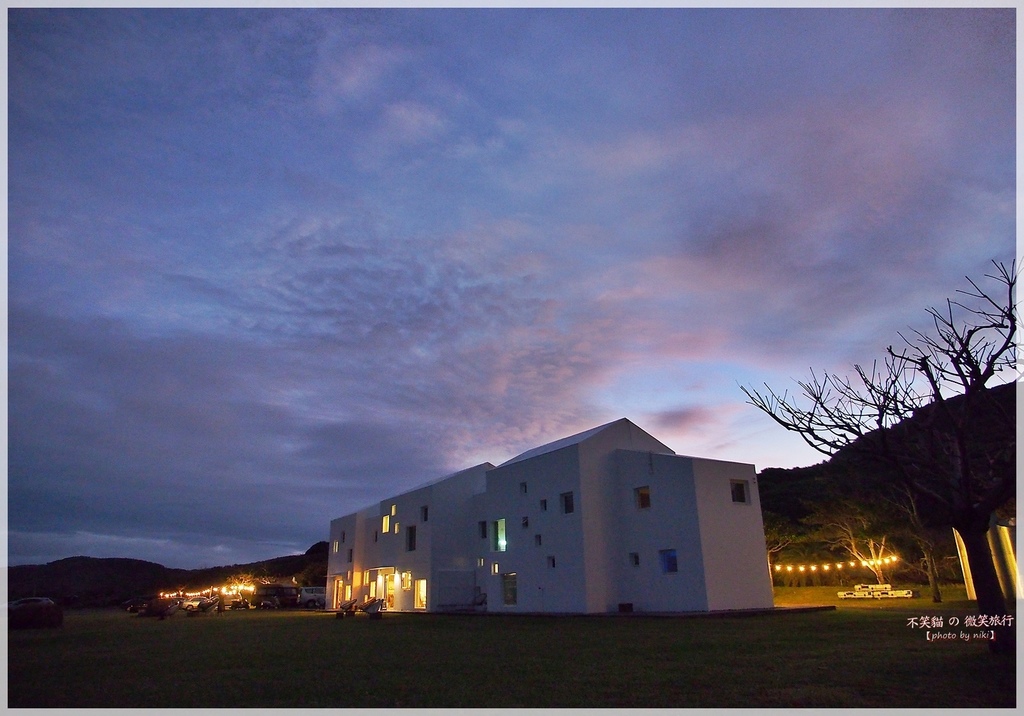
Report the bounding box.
[730,480,749,504]
[534,534,542,547]
[547,555,556,568]
[560,492,575,514]
[635,486,651,509]
[659,549,678,573]
[522,516,529,528]
[540,499,548,511]
[629,552,640,567]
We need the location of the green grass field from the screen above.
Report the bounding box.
[8,587,1015,708]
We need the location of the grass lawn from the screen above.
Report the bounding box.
[8,589,1015,709]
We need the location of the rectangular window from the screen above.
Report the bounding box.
[406,525,417,552]
[369,580,377,598]
[534,534,542,547]
[332,540,340,553]
[491,519,507,552]
[382,515,390,533]
[341,531,346,543]
[659,549,679,573]
[520,481,528,494]
[491,562,499,575]
[479,521,488,539]
[391,504,397,516]
[730,480,749,504]
[560,491,575,514]
[414,579,427,609]
[347,548,353,563]
[547,555,556,568]
[421,505,429,522]
[477,557,485,567]
[635,486,651,509]
[373,530,378,543]
[540,499,548,512]
[522,516,529,528]
[394,522,400,534]
[629,552,640,566]
[402,572,412,590]
[345,584,352,600]
[502,573,518,606]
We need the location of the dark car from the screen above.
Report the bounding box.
[122,595,158,613]
[9,597,64,629]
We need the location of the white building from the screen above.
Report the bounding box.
[326,418,774,614]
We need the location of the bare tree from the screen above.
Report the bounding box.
[743,261,1016,652]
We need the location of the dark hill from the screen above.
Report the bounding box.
[7,541,329,607]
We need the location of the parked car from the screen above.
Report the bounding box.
[251,584,300,609]
[181,596,217,612]
[122,595,158,613]
[298,586,326,609]
[9,597,64,629]
[228,597,250,610]
[137,597,180,618]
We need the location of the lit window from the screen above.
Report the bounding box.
[534,534,542,547]
[502,573,517,606]
[522,516,529,528]
[635,486,651,509]
[629,552,640,567]
[491,519,507,552]
[492,563,499,575]
[414,579,427,609]
[659,549,678,573]
[406,525,417,552]
[520,482,528,494]
[394,522,400,534]
[730,480,749,504]
[332,540,339,553]
[477,557,485,567]
[382,515,390,533]
[547,555,556,568]
[345,584,352,600]
[560,492,575,514]
[369,580,377,598]
[421,505,429,522]
[391,504,397,516]
[402,572,412,590]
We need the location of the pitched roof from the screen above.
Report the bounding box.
[497,418,641,467]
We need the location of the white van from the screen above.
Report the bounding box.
[297,586,326,609]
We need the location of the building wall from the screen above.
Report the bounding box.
[476,445,587,612]
[692,458,774,611]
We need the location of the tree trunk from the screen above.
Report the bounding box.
[925,550,942,603]
[958,526,1014,654]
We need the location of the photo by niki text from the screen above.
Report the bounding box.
[907,614,1014,642]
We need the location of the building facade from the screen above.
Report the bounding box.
[326,418,774,614]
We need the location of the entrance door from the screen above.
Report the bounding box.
[333,577,345,609]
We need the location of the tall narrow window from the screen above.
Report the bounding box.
[730,480,749,504]
[401,572,412,590]
[421,505,429,522]
[414,579,427,609]
[520,482,528,494]
[341,531,346,543]
[332,540,340,553]
[491,519,507,552]
[347,548,353,563]
[479,521,488,539]
[522,516,529,529]
[659,549,678,573]
[382,515,390,533]
[502,573,518,606]
[560,491,575,514]
[547,555,556,568]
[629,552,640,567]
[635,486,651,509]
[406,525,417,552]
[540,499,548,512]
[534,534,542,547]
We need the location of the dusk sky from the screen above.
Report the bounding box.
[8,8,1016,569]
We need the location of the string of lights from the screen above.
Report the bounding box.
[772,556,899,573]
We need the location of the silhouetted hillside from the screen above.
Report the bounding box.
[8,541,329,607]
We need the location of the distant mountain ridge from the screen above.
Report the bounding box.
[7,542,329,607]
